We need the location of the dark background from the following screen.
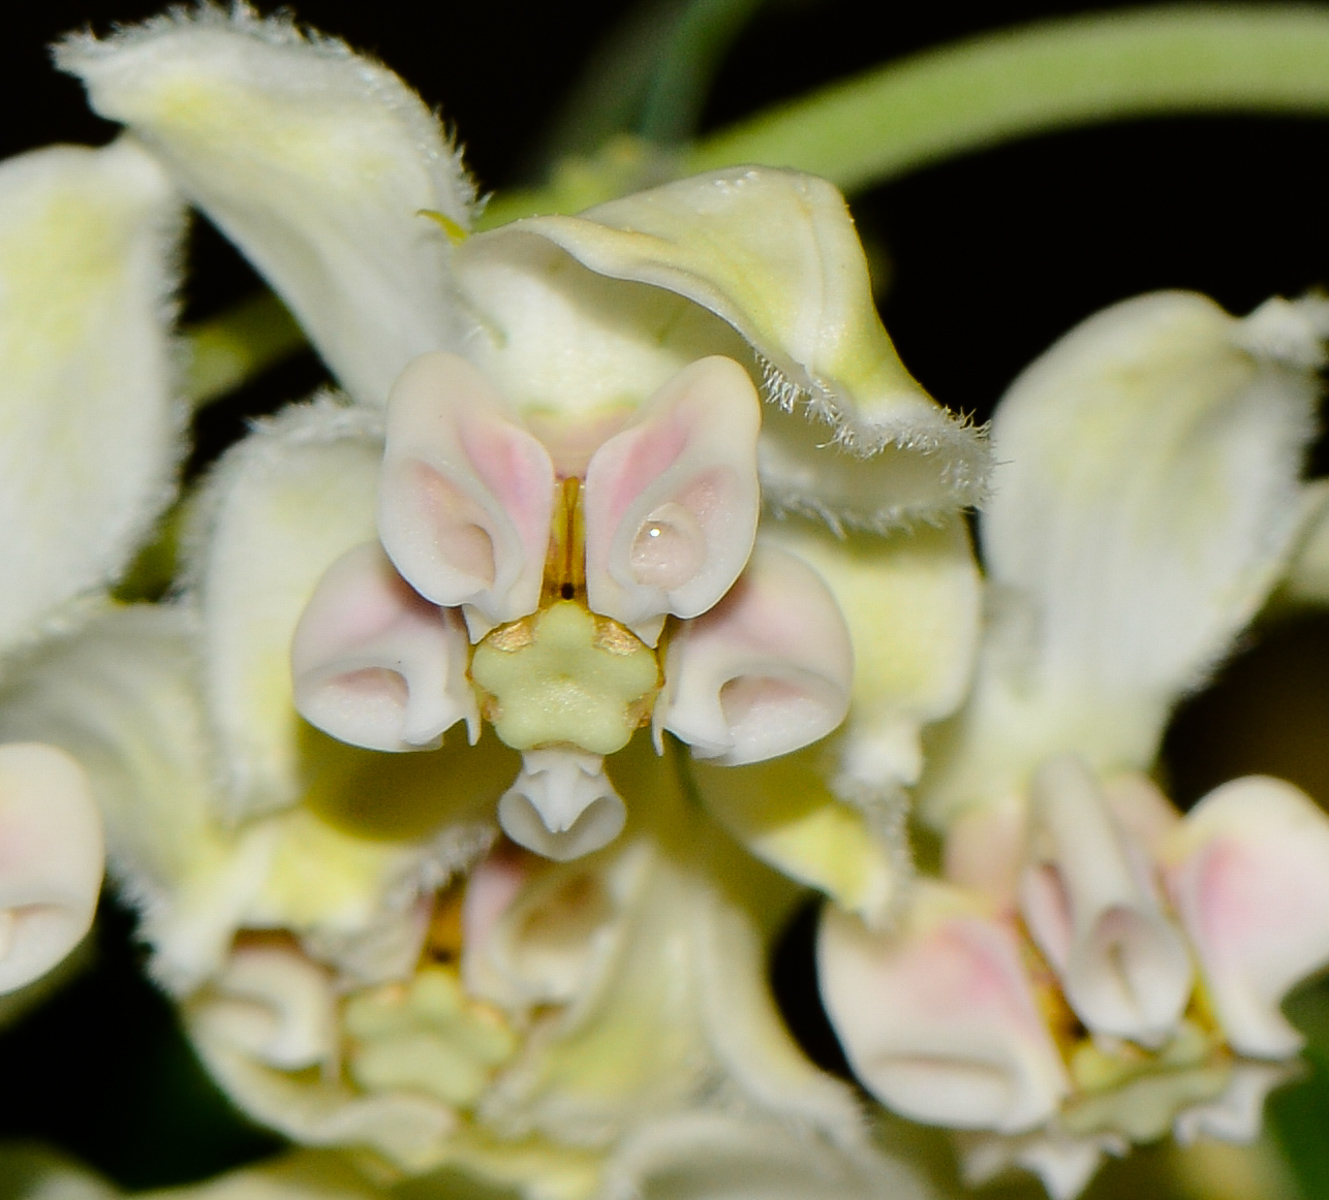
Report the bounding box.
[2,0,1329,1193]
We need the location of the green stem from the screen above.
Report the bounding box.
[183,290,305,407]
[687,6,1329,191]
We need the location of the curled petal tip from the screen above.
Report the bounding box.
[379,352,554,628]
[657,544,852,766]
[291,542,476,752]
[497,748,626,860]
[0,743,104,994]
[1022,755,1191,1045]
[584,355,761,640]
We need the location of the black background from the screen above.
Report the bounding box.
[1,0,1328,1192]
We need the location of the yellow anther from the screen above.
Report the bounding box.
[416,208,468,244]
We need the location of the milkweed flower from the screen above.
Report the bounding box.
[0,137,183,995]
[0,4,988,1194]
[817,290,1329,1198]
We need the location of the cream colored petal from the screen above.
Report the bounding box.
[186,400,382,818]
[689,744,905,926]
[583,356,761,641]
[1162,775,1329,1058]
[922,293,1323,828]
[497,749,627,861]
[291,542,477,753]
[61,9,474,407]
[656,544,852,766]
[764,517,980,792]
[0,743,103,994]
[818,885,1071,1135]
[0,139,182,657]
[957,1128,1121,1200]
[604,1113,930,1200]
[452,167,987,527]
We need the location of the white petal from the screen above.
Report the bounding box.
[1021,755,1191,1045]
[378,352,554,630]
[605,1113,929,1200]
[0,743,103,994]
[656,544,852,765]
[187,400,382,818]
[61,9,474,407]
[583,356,761,640]
[0,140,181,656]
[195,942,338,1070]
[496,748,626,861]
[958,1128,1121,1200]
[455,167,987,526]
[922,292,1323,827]
[291,542,477,752]
[1173,1060,1298,1145]
[1162,775,1329,1058]
[818,887,1071,1134]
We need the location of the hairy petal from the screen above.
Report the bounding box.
[61,6,474,406]
[453,167,987,527]
[0,139,181,657]
[1162,775,1329,1058]
[923,292,1323,827]
[186,400,382,818]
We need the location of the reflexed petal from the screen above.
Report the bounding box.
[292,542,477,752]
[765,517,980,790]
[690,745,903,926]
[655,544,852,765]
[0,139,181,656]
[818,886,1071,1134]
[0,743,103,994]
[453,167,988,527]
[1020,756,1191,1046]
[1162,775,1329,1058]
[922,292,1323,827]
[187,400,382,818]
[605,1113,929,1200]
[958,1128,1121,1200]
[61,8,474,407]
[584,356,761,642]
[379,352,554,632]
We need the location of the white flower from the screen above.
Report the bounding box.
[817,290,1329,1198]
[0,137,183,993]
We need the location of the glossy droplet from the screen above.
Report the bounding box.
[629,501,706,589]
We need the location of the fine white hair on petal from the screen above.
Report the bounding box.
[184,397,384,821]
[0,743,104,994]
[0,138,183,663]
[59,3,476,407]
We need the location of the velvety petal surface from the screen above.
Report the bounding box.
[0,139,181,657]
[61,6,474,406]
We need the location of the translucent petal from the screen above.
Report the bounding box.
[690,745,904,926]
[655,544,852,765]
[379,352,554,630]
[0,139,182,656]
[0,743,103,994]
[922,292,1323,827]
[818,886,1071,1135]
[452,167,987,526]
[292,542,477,752]
[1162,775,1329,1058]
[583,356,761,641]
[186,400,382,818]
[61,8,474,407]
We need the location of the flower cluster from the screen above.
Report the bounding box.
[0,6,1326,1200]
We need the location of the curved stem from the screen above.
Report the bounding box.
[687,6,1329,191]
